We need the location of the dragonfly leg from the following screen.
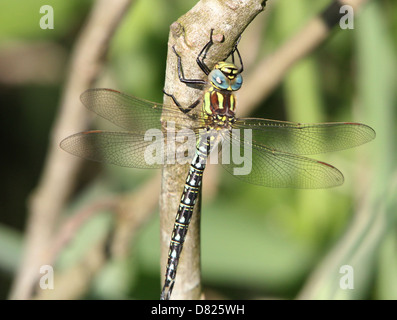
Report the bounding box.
[195,29,214,76]
[172,46,207,88]
[163,89,200,115]
[197,29,244,74]
[229,34,244,73]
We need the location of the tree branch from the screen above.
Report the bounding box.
[9,0,133,300]
[160,0,267,300]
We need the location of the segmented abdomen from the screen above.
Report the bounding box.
[161,137,210,300]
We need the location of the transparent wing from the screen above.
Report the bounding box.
[232,118,376,155]
[219,131,344,188]
[64,89,375,188]
[81,88,205,132]
[60,130,197,169]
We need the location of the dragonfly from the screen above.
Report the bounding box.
[60,30,375,300]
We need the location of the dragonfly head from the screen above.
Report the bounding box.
[209,62,243,91]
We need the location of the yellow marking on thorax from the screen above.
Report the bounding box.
[203,91,211,115]
[216,92,224,109]
[230,94,235,112]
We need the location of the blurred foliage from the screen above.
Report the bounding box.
[0,0,91,40]
[0,0,396,300]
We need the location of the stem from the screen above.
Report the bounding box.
[9,0,133,300]
[160,0,267,300]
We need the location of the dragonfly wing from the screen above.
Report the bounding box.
[232,118,375,155]
[219,131,344,188]
[60,130,166,168]
[60,129,198,169]
[81,88,198,132]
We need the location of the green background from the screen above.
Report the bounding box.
[0,0,396,299]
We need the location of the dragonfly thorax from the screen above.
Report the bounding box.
[202,87,237,129]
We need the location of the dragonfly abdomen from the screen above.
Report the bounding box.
[161,137,210,300]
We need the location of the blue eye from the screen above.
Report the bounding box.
[231,74,243,91]
[210,70,228,89]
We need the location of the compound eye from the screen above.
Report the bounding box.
[230,74,243,91]
[210,70,228,89]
